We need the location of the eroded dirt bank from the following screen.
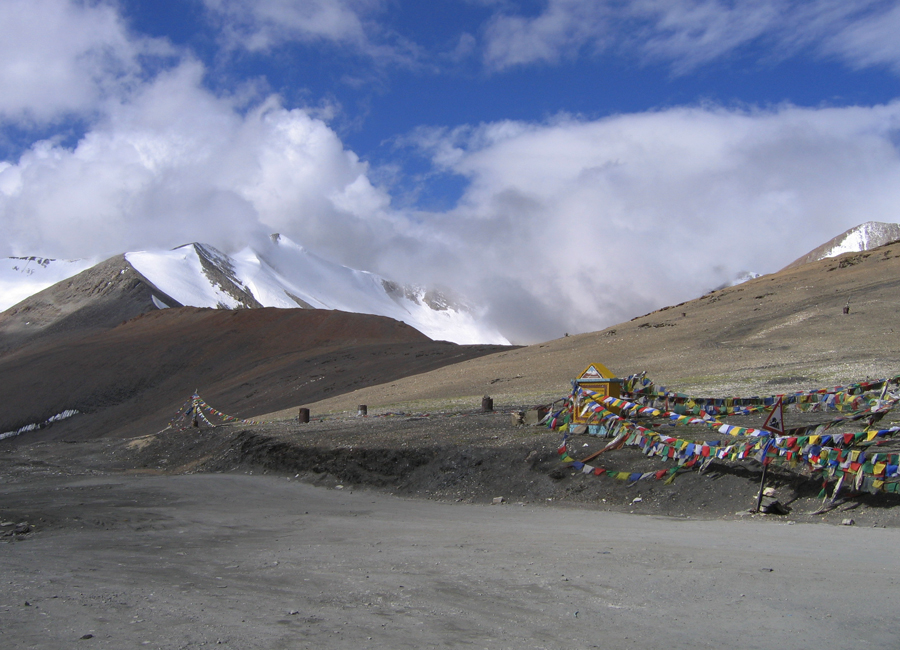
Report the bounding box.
[5,408,899,529]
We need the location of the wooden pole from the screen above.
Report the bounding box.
[191,395,200,428]
[755,458,769,513]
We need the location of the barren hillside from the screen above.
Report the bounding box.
[292,240,900,416]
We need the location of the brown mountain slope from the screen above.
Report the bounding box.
[0,307,511,441]
[0,255,179,353]
[292,240,900,416]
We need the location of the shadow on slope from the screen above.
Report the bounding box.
[0,307,512,442]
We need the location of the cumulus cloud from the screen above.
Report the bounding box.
[0,0,171,123]
[405,103,900,341]
[481,0,900,74]
[0,60,394,265]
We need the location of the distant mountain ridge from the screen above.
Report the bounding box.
[782,221,900,271]
[124,235,508,345]
[0,235,509,346]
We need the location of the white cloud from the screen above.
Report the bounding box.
[203,0,369,49]
[0,61,393,265]
[483,0,613,69]
[201,0,411,64]
[408,102,900,341]
[629,0,789,71]
[481,0,900,74]
[823,2,900,72]
[0,0,171,123]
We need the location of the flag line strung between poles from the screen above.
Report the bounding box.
[553,373,900,494]
[161,393,264,432]
[576,385,897,438]
[619,373,900,416]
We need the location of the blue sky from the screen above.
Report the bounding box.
[2,0,900,342]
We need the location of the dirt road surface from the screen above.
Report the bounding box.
[3,472,898,649]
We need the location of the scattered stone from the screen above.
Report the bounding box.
[492,497,505,505]
[335,485,344,490]
[80,634,94,640]
[510,412,525,426]
[524,408,548,426]
[524,450,538,464]
[759,497,789,515]
[762,487,776,497]
[631,497,643,504]
[841,518,855,526]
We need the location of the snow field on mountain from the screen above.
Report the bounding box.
[126,236,510,345]
[126,249,242,309]
[0,256,96,311]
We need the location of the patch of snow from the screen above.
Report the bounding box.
[0,409,79,441]
[730,271,761,287]
[0,256,96,311]
[824,228,869,258]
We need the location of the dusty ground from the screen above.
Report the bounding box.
[3,468,899,649]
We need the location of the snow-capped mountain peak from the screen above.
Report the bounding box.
[782,221,900,271]
[123,236,509,345]
[823,221,900,258]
